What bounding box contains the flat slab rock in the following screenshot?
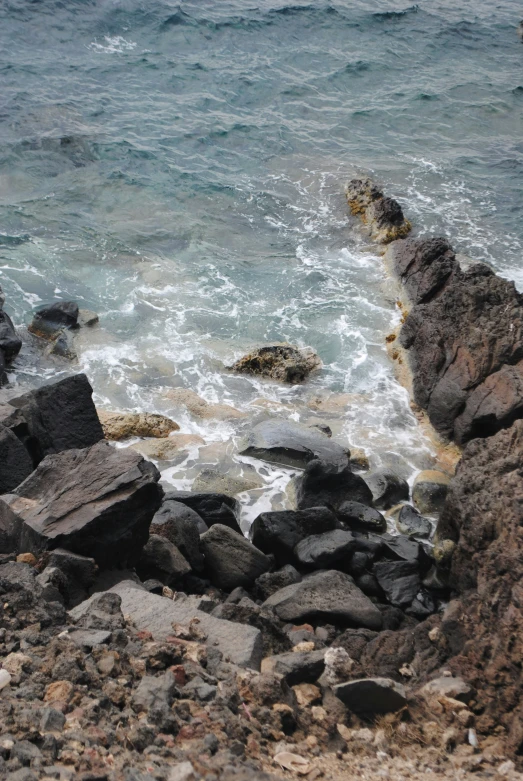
[0,440,163,566]
[239,419,348,469]
[334,677,408,715]
[263,570,382,630]
[71,581,263,670]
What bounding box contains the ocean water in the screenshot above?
[1,0,522,526]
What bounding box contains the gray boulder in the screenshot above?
[200,524,271,591]
[334,677,407,715]
[250,507,338,565]
[261,649,326,685]
[239,419,347,469]
[255,565,302,600]
[136,534,191,587]
[294,458,373,512]
[263,570,382,630]
[364,469,409,510]
[132,670,178,712]
[294,529,356,569]
[164,490,241,534]
[0,440,163,567]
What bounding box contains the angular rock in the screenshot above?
[346,177,383,215]
[412,470,450,514]
[365,196,411,244]
[200,524,270,591]
[364,469,409,510]
[294,458,373,512]
[263,570,382,630]
[255,565,302,600]
[334,677,407,715]
[136,534,191,587]
[261,649,326,685]
[396,505,432,539]
[250,507,338,566]
[0,310,22,363]
[29,301,79,339]
[132,670,178,711]
[386,237,456,305]
[98,409,179,440]
[373,560,420,608]
[419,676,473,704]
[164,491,241,535]
[0,418,34,494]
[239,419,347,469]
[337,501,387,533]
[5,374,104,463]
[230,343,321,384]
[294,529,356,569]
[0,440,163,567]
[151,499,205,571]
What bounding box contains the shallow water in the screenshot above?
[1,0,522,526]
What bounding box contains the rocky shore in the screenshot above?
[0,180,522,781]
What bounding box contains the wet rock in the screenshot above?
[131,433,205,461]
[412,470,450,514]
[0,440,163,567]
[373,560,420,608]
[48,328,76,360]
[77,309,99,328]
[29,301,79,339]
[334,677,407,715]
[230,343,321,384]
[396,505,432,538]
[255,565,302,600]
[346,177,383,215]
[263,570,382,629]
[365,197,411,244]
[97,409,180,440]
[250,507,338,566]
[294,458,373,512]
[164,491,241,535]
[364,469,409,510]
[165,387,246,420]
[294,529,356,569]
[386,236,456,305]
[261,649,326,685]
[0,416,34,494]
[192,467,263,496]
[5,374,104,463]
[200,524,271,591]
[136,534,191,587]
[151,499,205,571]
[239,419,347,469]
[337,501,387,533]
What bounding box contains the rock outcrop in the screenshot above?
[98,409,180,440]
[346,178,411,244]
[230,343,321,384]
[239,419,347,469]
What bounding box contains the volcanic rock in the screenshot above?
[200,524,271,591]
[136,534,191,587]
[164,491,241,534]
[255,565,302,600]
[294,529,356,569]
[151,499,205,571]
[294,458,373,512]
[263,570,382,629]
[230,343,321,384]
[239,419,347,469]
[98,409,180,440]
[250,507,338,565]
[334,677,407,715]
[396,505,432,538]
[0,440,163,566]
[346,178,411,244]
[0,414,34,493]
[29,301,79,339]
[364,469,409,510]
[412,470,450,514]
[261,649,326,685]
[337,501,387,532]
[373,560,420,608]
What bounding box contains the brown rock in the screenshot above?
[230,343,321,384]
[131,433,205,460]
[16,553,37,566]
[45,680,74,704]
[98,409,180,440]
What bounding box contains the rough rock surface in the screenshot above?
[29,301,79,339]
[230,343,321,384]
[136,534,192,586]
[200,524,271,590]
[412,470,450,514]
[337,501,387,533]
[294,529,356,569]
[387,236,523,443]
[334,677,407,715]
[0,440,163,566]
[151,498,206,571]
[346,178,411,244]
[239,419,347,469]
[251,507,338,565]
[294,458,373,511]
[98,409,180,440]
[164,491,241,534]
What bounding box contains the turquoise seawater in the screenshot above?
[1,0,522,521]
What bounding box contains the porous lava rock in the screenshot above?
[230,343,321,384]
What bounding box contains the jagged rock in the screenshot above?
[200,524,270,591]
[261,649,326,685]
[136,534,191,587]
[294,529,356,569]
[5,374,104,463]
[365,197,411,244]
[346,177,383,215]
[151,499,205,571]
[412,470,450,514]
[29,301,79,339]
[250,507,338,566]
[164,491,241,535]
[239,419,347,469]
[334,677,407,715]
[396,505,432,539]
[230,343,321,384]
[69,591,126,631]
[386,236,456,305]
[337,501,387,533]
[294,458,373,511]
[263,570,383,630]
[364,470,409,510]
[255,565,302,600]
[373,560,420,608]
[132,670,178,711]
[0,440,163,567]
[98,409,180,440]
[0,310,22,365]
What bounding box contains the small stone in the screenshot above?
[167,761,196,781]
[44,680,74,704]
[293,683,321,707]
[413,470,450,514]
[16,554,37,566]
[40,708,66,733]
[2,652,32,676]
[498,760,516,776]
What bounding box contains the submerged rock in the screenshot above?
[131,433,205,461]
[98,409,180,440]
[192,467,263,496]
[346,178,411,244]
[165,387,246,420]
[230,343,321,384]
[29,301,79,340]
[239,419,347,469]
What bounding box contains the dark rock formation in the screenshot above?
[337,501,387,532]
[0,440,163,566]
[396,505,432,539]
[364,469,409,510]
[294,529,356,569]
[29,301,79,339]
[230,343,321,384]
[136,534,192,587]
[334,677,407,715]
[294,458,373,511]
[250,507,338,565]
[255,565,302,600]
[239,419,347,469]
[164,491,241,535]
[200,524,271,591]
[151,498,205,571]
[346,178,411,244]
[373,560,420,608]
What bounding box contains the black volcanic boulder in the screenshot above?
[373,560,420,608]
[163,491,241,535]
[0,310,22,363]
[200,524,271,591]
[0,440,163,567]
[29,301,79,339]
[151,499,206,571]
[136,534,191,588]
[0,407,34,493]
[294,529,356,569]
[5,373,104,464]
[239,419,347,469]
[250,507,338,566]
[337,501,387,533]
[294,458,373,512]
[364,470,409,510]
